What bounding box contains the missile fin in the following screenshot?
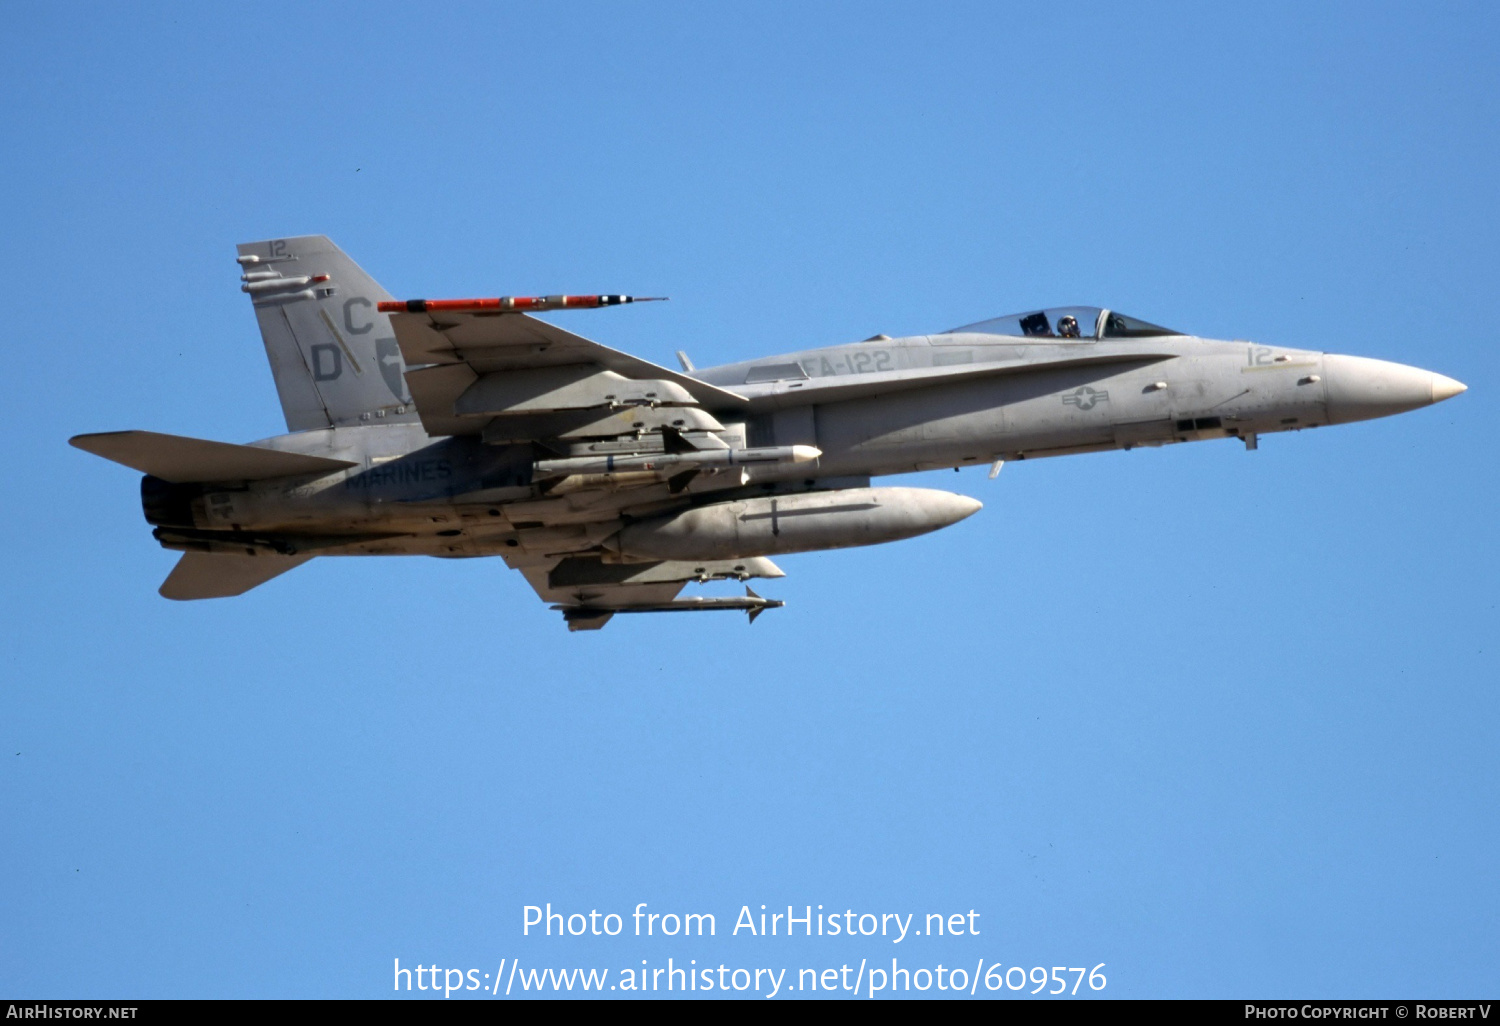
[660,425,704,454]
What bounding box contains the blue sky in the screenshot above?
[2,1,1495,999]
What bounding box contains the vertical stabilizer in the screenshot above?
[236,236,419,432]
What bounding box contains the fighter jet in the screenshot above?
[70,236,1467,630]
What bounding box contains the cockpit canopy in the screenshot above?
[945,306,1182,340]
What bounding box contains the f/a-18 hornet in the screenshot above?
[71,236,1467,630]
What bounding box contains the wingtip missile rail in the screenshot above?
[377,295,667,314]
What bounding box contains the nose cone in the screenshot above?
[942,493,984,525]
[1323,354,1468,425]
[926,490,984,527]
[1432,373,1468,402]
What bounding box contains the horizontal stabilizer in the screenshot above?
[159,551,311,600]
[70,430,356,483]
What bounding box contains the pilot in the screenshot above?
[1057,315,1081,338]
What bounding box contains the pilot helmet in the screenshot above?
[1057,315,1080,337]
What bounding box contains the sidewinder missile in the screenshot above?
[554,587,783,624]
[377,295,666,314]
[534,445,820,479]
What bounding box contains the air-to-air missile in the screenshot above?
[553,587,784,629]
[69,237,1468,629]
[534,440,822,494]
[378,295,666,314]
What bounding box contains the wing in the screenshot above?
[387,302,794,629]
[388,309,747,437]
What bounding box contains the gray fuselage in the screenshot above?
[167,330,1449,562]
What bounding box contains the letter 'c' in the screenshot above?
[344,296,374,335]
